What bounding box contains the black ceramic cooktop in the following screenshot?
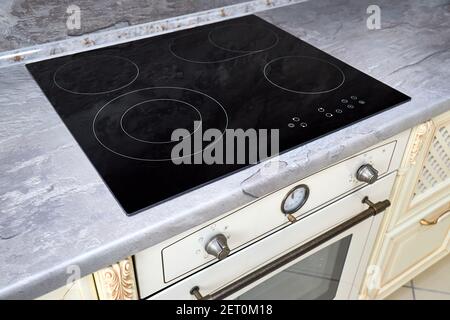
[27,15,410,215]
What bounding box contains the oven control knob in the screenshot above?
[356,164,379,184]
[205,234,230,260]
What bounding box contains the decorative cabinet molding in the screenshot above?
[37,257,139,300]
[360,109,450,300]
[94,257,139,300]
[412,122,450,201]
[386,113,449,229]
[408,121,433,166]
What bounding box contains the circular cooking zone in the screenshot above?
[263,56,345,94]
[208,24,279,53]
[120,99,202,144]
[54,55,139,95]
[93,87,228,161]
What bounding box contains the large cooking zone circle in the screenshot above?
[208,23,279,53]
[53,55,139,95]
[263,56,345,94]
[169,23,278,63]
[93,87,228,161]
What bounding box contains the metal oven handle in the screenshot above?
[190,196,391,300]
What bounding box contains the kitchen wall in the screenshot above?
[0,0,251,52]
[0,0,311,66]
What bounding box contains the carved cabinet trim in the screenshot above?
[94,257,139,300]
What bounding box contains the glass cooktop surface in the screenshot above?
[27,15,410,215]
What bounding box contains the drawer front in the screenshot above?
[381,197,450,285]
[162,141,397,282]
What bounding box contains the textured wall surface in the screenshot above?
[0,0,449,299]
[0,0,248,52]
[0,0,309,66]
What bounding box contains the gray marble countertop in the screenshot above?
[0,0,449,299]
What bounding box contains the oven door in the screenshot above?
[149,174,394,300]
[230,220,373,300]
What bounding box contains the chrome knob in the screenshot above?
[205,234,230,260]
[356,164,379,184]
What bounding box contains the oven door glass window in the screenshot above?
[236,235,352,300]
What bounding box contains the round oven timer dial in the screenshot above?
[281,184,310,215]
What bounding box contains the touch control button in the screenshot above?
[292,117,300,122]
[341,99,348,103]
[300,122,308,127]
[325,113,333,117]
[358,100,366,105]
[336,109,343,113]
[288,123,295,128]
[318,107,325,112]
[347,104,355,109]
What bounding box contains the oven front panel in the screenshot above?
[161,141,397,283]
[148,173,395,300]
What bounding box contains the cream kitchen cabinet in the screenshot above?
[360,110,450,299]
[38,257,138,300]
[37,275,98,300]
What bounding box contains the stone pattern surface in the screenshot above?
[0,0,245,51]
[0,0,449,299]
[0,0,308,66]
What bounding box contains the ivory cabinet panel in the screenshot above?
[379,198,450,292]
[360,109,450,300]
[37,257,139,300]
[37,275,98,300]
[390,112,450,229]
